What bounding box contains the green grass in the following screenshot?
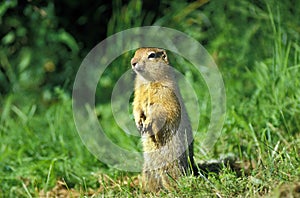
[1,0,300,197]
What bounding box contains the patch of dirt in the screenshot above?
[38,180,96,197]
[277,182,300,198]
[39,175,140,197]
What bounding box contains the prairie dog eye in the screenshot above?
[148,52,156,59]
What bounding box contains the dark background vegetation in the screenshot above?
[1,0,299,196]
[1,0,299,99]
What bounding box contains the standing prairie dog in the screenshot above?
[131,48,196,192]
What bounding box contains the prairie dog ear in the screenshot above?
[161,50,169,64]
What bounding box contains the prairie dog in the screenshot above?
[131,48,196,192]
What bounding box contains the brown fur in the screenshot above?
[131,48,196,192]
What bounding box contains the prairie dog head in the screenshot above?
[131,48,171,82]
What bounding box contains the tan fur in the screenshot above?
[131,48,196,192]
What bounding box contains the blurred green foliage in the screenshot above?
[1,0,299,102]
[0,0,81,99]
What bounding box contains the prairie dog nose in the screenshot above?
[131,58,138,68]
